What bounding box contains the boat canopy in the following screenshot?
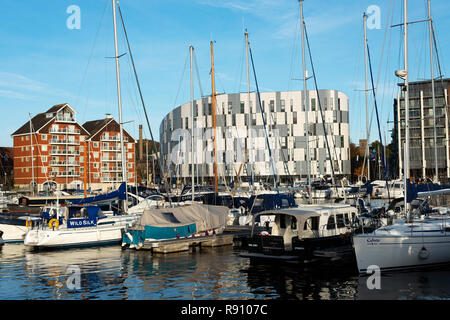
[70,182,126,205]
[132,203,228,232]
[252,207,321,230]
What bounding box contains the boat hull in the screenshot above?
[23,215,138,248]
[24,225,125,248]
[0,223,28,243]
[353,234,450,273]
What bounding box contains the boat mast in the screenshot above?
[29,114,35,196]
[300,0,311,203]
[190,45,195,202]
[146,141,149,187]
[428,0,438,183]
[245,29,253,190]
[210,41,219,195]
[84,142,87,198]
[363,12,370,182]
[112,0,128,213]
[403,0,410,220]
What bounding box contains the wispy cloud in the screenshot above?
[196,0,286,16]
[197,0,358,40]
[0,71,69,101]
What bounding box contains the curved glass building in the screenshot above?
[159,90,350,185]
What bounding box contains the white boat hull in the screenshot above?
[0,224,29,243]
[24,215,138,248]
[353,233,450,273]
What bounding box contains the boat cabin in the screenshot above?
[246,204,358,261]
[248,193,296,214]
[40,205,105,228]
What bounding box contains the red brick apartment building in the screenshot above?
[11,103,135,192]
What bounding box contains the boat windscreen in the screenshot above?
[161,212,181,223]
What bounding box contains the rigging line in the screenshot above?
[77,0,109,123]
[359,0,394,179]
[431,23,447,105]
[374,0,395,130]
[248,43,279,192]
[193,51,204,98]
[116,2,173,202]
[173,52,189,110]
[266,110,292,181]
[303,21,338,188]
[361,7,396,181]
[287,9,300,94]
[367,43,391,199]
[235,31,246,94]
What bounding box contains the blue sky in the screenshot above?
[0,0,449,147]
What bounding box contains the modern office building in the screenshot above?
[12,103,135,192]
[395,78,450,180]
[159,90,351,185]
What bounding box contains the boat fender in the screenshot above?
[49,218,59,230]
[419,247,429,260]
[125,232,133,244]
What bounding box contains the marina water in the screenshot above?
[2,242,450,300]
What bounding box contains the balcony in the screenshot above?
[49,128,80,135]
[101,135,129,142]
[49,139,80,145]
[55,116,76,123]
[101,157,121,162]
[101,147,122,152]
[101,174,123,183]
[101,166,122,172]
[100,178,122,183]
[49,160,80,167]
[49,149,80,156]
[49,171,80,178]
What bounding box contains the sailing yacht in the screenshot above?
[23,0,142,248]
[23,204,138,248]
[353,0,450,273]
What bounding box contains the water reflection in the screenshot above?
[1,244,450,300]
[356,266,450,300]
[121,246,255,299]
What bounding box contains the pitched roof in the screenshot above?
[82,118,112,136]
[45,103,69,114]
[11,103,86,136]
[82,117,135,142]
[11,112,52,136]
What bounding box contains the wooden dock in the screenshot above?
[141,233,235,254]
